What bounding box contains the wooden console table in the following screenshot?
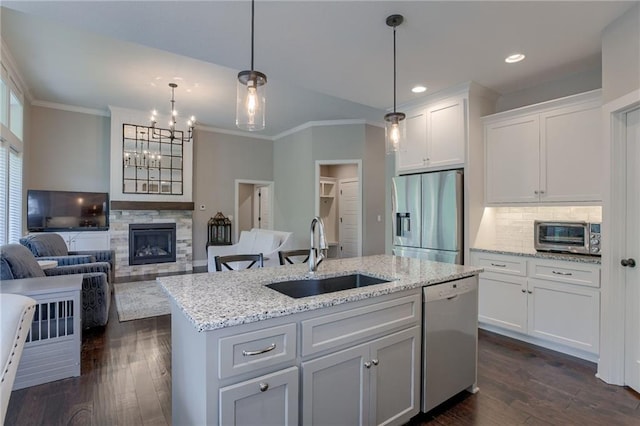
[0,274,82,389]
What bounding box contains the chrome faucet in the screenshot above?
[309,216,328,273]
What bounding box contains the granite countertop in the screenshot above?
[158,254,482,332]
[470,247,601,265]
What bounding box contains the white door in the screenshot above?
[339,179,360,258]
[624,107,640,393]
[253,185,272,229]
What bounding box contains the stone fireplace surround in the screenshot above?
[110,203,193,279]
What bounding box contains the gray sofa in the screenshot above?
[20,233,115,283]
[0,244,111,329]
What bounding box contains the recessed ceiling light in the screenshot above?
[412,85,427,93]
[505,53,525,64]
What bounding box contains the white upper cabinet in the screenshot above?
[484,90,602,204]
[397,109,427,172]
[540,102,603,202]
[426,97,466,168]
[485,114,540,203]
[397,96,466,173]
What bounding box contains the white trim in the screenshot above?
[197,125,273,141]
[0,42,32,103]
[599,88,640,385]
[483,89,602,123]
[314,159,363,258]
[192,259,208,268]
[273,119,383,141]
[31,100,110,117]
[234,179,275,243]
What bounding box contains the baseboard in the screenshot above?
[479,323,599,363]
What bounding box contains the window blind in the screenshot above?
[8,147,22,243]
[0,144,6,244]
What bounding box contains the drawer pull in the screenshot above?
[259,382,269,392]
[364,361,372,369]
[242,343,276,356]
[490,263,507,268]
[371,359,379,366]
[552,271,573,276]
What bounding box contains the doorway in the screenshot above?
[234,180,274,243]
[315,160,362,258]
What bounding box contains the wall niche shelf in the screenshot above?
[319,177,336,198]
[122,123,184,195]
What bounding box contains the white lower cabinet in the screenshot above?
[527,278,600,354]
[472,251,601,359]
[219,366,299,426]
[478,272,527,333]
[302,326,420,426]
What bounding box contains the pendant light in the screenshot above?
[384,14,406,154]
[236,0,267,131]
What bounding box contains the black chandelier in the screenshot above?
[151,83,196,142]
[384,14,406,154]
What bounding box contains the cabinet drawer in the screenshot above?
[473,253,527,276]
[218,323,297,379]
[301,294,421,357]
[530,261,600,288]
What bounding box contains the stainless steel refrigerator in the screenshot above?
[392,169,463,264]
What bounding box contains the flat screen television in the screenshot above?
[27,190,109,232]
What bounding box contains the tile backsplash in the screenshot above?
[480,206,602,252]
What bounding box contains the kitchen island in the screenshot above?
[159,254,482,426]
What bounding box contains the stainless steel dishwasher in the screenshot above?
[422,276,479,412]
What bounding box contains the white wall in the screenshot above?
[476,206,602,252]
[602,3,640,103]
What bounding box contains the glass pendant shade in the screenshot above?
[236,70,267,131]
[385,112,406,154]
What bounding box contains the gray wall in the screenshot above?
[602,3,640,103]
[496,67,602,112]
[363,125,386,256]
[273,127,314,248]
[26,106,110,192]
[193,129,273,262]
[273,123,387,254]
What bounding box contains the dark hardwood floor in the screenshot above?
[6,297,640,425]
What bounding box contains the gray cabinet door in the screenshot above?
[369,327,421,426]
[219,366,298,426]
[302,344,370,426]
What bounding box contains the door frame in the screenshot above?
[234,179,274,243]
[599,89,640,385]
[315,160,362,257]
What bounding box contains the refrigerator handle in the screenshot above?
[396,213,410,236]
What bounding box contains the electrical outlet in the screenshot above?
[199,204,206,211]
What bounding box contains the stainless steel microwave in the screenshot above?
[534,221,601,256]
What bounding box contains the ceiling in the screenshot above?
[1,1,636,137]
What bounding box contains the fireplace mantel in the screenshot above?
[111,201,194,211]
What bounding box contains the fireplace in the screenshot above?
[129,223,177,265]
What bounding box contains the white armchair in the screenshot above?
[207,228,293,272]
[1,293,36,423]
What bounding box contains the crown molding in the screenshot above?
[273,119,383,141]
[196,125,274,141]
[32,100,111,117]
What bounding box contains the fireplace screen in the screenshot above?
[129,223,177,265]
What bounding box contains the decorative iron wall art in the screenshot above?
[122,123,183,195]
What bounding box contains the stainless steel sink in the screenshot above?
[265,273,390,299]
